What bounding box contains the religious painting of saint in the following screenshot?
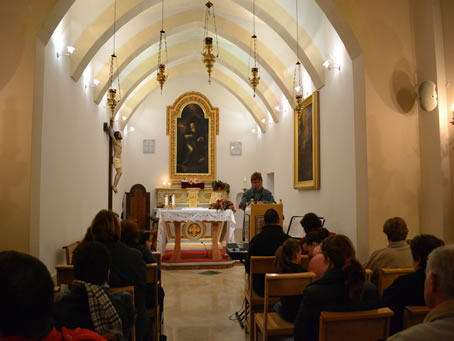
[176,104,209,174]
[293,91,320,189]
[167,91,219,181]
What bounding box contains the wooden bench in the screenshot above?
[403,305,430,329]
[111,286,136,341]
[146,264,161,341]
[319,307,394,341]
[377,268,414,295]
[245,256,278,341]
[254,272,315,340]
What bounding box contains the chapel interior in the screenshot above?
[1,0,454,339]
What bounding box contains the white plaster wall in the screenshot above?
[256,46,358,247]
[39,35,111,271]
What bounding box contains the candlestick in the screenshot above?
[171,194,176,208]
[164,194,169,208]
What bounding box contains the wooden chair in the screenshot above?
[245,256,279,341]
[300,254,310,270]
[152,251,162,284]
[111,286,136,341]
[254,272,315,340]
[55,264,76,289]
[146,264,161,341]
[318,307,394,341]
[365,268,373,282]
[62,241,81,265]
[377,268,414,295]
[403,305,430,329]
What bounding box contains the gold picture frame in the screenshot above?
[167,91,219,181]
[293,91,320,189]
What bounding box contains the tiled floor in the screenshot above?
[162,264,248,341]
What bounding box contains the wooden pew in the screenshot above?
[146,264,160,341]
[254,272,315,340]
[319,308,394,341]
[111,286,136,341]
[245,256,278,341]
[403,305,430,329]
[377,268,415,295]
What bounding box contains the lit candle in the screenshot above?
[164,194,169,206]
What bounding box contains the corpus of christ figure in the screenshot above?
[109,128,123,193]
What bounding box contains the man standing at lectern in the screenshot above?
[239,172,275,210]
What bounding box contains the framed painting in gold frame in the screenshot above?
[167,91,219,181]
[293,91,320,189]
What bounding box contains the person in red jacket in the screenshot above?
[0,250,104,341]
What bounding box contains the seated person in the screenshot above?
[294,235,382,341]
[245,208,289,296]
[304,229,330,280]
[121,221,165,312]
[388,245,454,340]
[239,172,275,210]
[273,239,306,322]
[90,209,150,341]
[298,212,334,249]
[0,250,104,341]
[364,217,413,281]
[383,234,444,335]
[54,241,136,339]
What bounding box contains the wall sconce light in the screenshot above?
[56,45,75,58]
[84,79,100,88]
[323,59,341,71]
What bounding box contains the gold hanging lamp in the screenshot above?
[248,0,260,97]
[157,0,168,94]
[107,0,122,121]
[202,1,219,84]
[293,0,304,117]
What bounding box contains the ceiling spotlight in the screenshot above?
[294,85,301,92]
[121,116,126,121]
[261,118,266,123]
[56,45,75,58]
[85,79,100,88]
[323,59,341,71]
[274,105,280,111]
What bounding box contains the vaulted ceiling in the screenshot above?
[51,0,344,132]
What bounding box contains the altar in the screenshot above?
[156,208,236,262]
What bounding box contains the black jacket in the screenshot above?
[54,284,136,339]
[245,225,289,296]
[294,267,382,341]
[383,268,425,335]
[279,263,306,322]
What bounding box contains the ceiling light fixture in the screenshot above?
[157,0,168,94]
[293,0,304,118]
[248,0,260,97]
[56,45,75,58]
[202,1,219,84]
[323,58,341,71]
[107,0,122,121]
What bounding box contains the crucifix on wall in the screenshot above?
[103,122,123,209]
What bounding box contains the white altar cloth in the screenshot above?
[156,208,236,253]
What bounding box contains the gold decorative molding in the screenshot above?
[166,91,219,181]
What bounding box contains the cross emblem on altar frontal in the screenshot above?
[188,223,202,238]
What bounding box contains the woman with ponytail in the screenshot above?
[273,239,307,322]
[294,235,382,341]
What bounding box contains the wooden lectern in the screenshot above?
[245,203,283,242]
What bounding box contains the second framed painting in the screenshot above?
[293,91,320,189]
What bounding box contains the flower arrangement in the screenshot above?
[211,180,230,192]
[210,199,235,212]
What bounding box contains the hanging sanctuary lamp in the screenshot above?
[157,0,168,93]
[248,0,260,97]
[293,0,304,118]
[107,0,122,121]
[202,1,219,84]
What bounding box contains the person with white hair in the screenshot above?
[387,245,454,340]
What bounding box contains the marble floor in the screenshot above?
[161,264,248,341]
